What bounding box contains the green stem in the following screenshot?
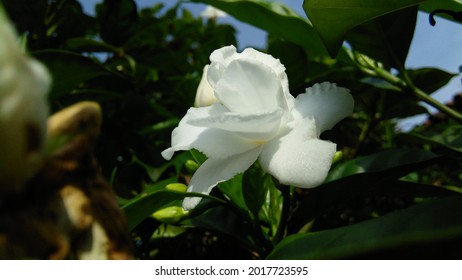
[365,66,462,124]
[274,185,291,244]
[412,86,462,123]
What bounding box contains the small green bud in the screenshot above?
[165,183,188,192]
[152,206,188,223]
[184,160,199,172]
[332,150,343,164]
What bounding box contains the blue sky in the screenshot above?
[80,0,462,129]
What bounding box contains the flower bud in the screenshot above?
[165,183,188,192]
[194,65,218,107]
[152,206,189,223]
[184,159,199,173]
[0,6,51,190]
[332,150,344,164]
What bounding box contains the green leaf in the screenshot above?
[190,149,207,165]
[400,125,462,154]
[262,181,284,237]
[268,196,462,259]
[34,50,114,99]
[192,0,327,57]
[65,38,121,53]
[217,174,247,211]
[420,0,462,24]
[303,0,426,57]
[96,0,138,46]
[122,190,224,231]
[381,92,429,119]
[242,165,273,218]
[345,6,417,68]
[373,180,460,197]
[267,39,309,92]
[290,149,442,232]
[406,68,457,94]
[325,148,439,183]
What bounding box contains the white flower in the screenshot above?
[194,65,218,107]
[0,7,51,189]
[162,46,353,210]
[200,5,228,19]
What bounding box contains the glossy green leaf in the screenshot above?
[325,148,439,183]
[345,6,417,68]
[217,174,247,211]
[290,149,442,232]
[242,165,273,218]
[303,0,426,57]
[192,0,327,57]
[34,50,115,99]
[420,0,462,24]
[400,125,462,154]
[373,180,460,197]
[263,181,284,237]
[381,92,429,119]
[268,196,462,259]
[407,68,457,94]
[268,39,309,92]
[190,149,207,165]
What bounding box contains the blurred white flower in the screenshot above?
[162,46,353,210]
[200,5,228,19]
[0,6,51,189]
[194,65,218,107]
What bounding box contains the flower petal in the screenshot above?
[214,59,288,114]
[194,65,218,107]
[187,106,284,140]
[183,147,262,210]
[161,106,259,160]
[292,82,354,133]
[207,46,294,112]
[207,45,239,87]
[259,117,336,188]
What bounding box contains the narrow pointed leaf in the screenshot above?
[407,68,456,94]
[400,126,462,154]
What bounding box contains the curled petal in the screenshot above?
[292,82,354,133]
[259,117,336,188]
[161,106,259,160]
[241,48,287,83]
[208,46,294,111]
[183,147,262,210]
[207,45,239,88]
[214,59,289,114]
[187,106,283,140]
[161,123,258,160]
